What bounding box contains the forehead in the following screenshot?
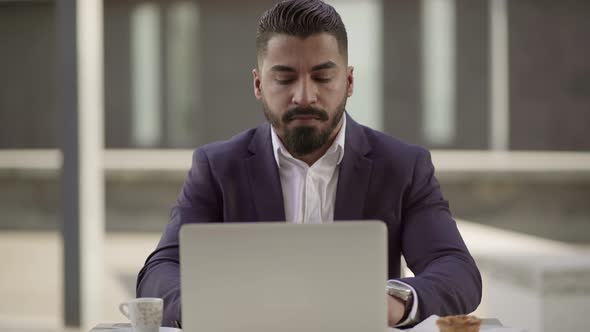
[259,33,345,71]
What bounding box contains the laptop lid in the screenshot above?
[179,221,387,332]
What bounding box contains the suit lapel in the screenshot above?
[334,115,373,220]
[245,123,286,222]
[245,116,372,222]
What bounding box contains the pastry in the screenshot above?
[436,315,481,332]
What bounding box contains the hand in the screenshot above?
[387,294,406,327]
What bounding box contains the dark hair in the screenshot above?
[256,0,348,61]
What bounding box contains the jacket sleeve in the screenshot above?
[396,149,482,320]
[136,149,222,327]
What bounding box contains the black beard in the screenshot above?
[261,96,347,157]
[283,125,329,156]
[282,106,344,156]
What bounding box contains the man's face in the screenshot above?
[253,33,354,156]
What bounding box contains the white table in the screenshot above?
[89,324,181,332]
[91,316,524,332]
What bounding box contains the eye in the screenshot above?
[276,78,295,85]
[313,77,332,83]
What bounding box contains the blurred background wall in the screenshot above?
[2,0,589,150]
[1,0,588,237]
[0,0,589,331]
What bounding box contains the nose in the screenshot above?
[291,77,317,106]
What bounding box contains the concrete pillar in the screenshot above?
[57,0,105,328]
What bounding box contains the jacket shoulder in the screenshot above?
[193,125,264,162]
[360,125,429,161]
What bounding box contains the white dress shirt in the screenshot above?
[270,117,346,224]
[270,116,418,326]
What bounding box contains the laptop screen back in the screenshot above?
[179,222,387,332]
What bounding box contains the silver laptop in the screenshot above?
[179,221,387,332]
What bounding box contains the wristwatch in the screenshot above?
[386,280,414,323]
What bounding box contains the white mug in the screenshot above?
[119,297,163,332]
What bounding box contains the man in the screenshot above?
[137,0,482,328]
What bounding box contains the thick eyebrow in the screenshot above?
[269,61,338,73]
[311,61,337,72]
[270,65,296,72]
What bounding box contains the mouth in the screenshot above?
[282,106,329,123]
[287,115,323,125]
[290,115,321,121]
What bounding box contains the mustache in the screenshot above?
[282,107,329,122]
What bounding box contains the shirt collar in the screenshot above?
[270,115,346,168]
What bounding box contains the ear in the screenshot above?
[346,66,354,97]
[253,69,263,100]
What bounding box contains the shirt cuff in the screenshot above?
[388,279,419,327]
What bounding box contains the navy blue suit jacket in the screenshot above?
[137,115,482,326]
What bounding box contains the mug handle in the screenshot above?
[119,302,130,319]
